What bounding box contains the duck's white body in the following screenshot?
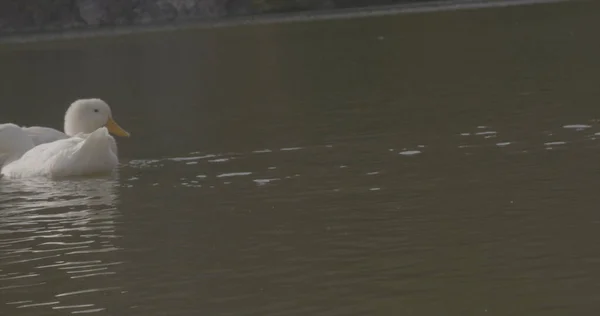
[1,127,118,178]
[0,99,129,179]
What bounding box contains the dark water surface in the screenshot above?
[2,1,600,315]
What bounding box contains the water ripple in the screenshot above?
[72,308,106,314]
[399,150,421,156]
[56,287,121,297]
[0,176,123,314]
[217,172,253,178]
[120,120,600,195]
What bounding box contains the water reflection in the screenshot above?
[1,1,600,314]
[0,176,123,314]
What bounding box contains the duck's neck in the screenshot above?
[64,115,98,136]
[64,120,89,136]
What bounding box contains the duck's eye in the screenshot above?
[94,109,99,113]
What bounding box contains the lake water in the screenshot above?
[2,1,600,315]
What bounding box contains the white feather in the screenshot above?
[0,123,36,167]
[2,127,118,178]
[22,126,69,145]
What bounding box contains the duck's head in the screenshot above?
[64,98,130,137]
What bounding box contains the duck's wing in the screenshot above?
[2,127,118,179]
[21,126,69,145]
[1,136,82,178]
[0,123,35,168]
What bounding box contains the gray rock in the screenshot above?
[77,0,107,25]
[0,0,435,35]
[132,0,224,24]
[133,0,179,23]
[77,0,138,25]
[0,0,83,32]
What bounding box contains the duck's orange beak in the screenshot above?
[105,117,130,137]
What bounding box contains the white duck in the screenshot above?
[0,98,130,179]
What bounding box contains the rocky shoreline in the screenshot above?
[0,0,438,35]
[0,0,568,37]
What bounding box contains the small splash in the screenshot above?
[186,162,198,165]
[217,172,252,178]
[0,283,46,291]
[544,141,566,146]
[460,133,471,136]
[17,301,60,308]
[196,175,207,179]
[181,182,201,188]
[6,301,33,305]
[55,287,120,298]
[280,147,302,151]
[366,171,380,175]
[253,179,279,186]
[70,271,116,279]
[208,158,229,163]
[475,131,497,136]
[128,159,159,168]
[252,149,272,154]
[496,142,511,147]
[399,150,421,156]
[369,188,381,191]
[563,124,591,131]
[52,304,95,310]
[168,154,216,162]
[72,308,106,314]
[477,126,489,129]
